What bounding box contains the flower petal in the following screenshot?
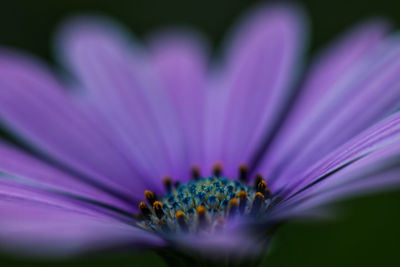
[273,139,400,219]
[0,141,134,212]
[170,218,269,259]
[283,111,400,196]
[0,181,163,257]
[57,16,188,189]
[148,30,209,177]
[0,50,151,201]
[210,4,306,177]
[257,20,397,185]
[266,111,400,220]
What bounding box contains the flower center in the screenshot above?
[136,165,275,235]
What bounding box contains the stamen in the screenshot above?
[256,179,271,198]
[228,197,238,219]
[239,164,248,182]
[153,201,164,219]
[163,177,172,192]
[196,205,207,229]
[257,180,267,194]
[191,166,201,180]
[254,174,263,189]
[213,163,223,177]
[250,192,264,217]
[145,190,157,205]
[176,210,188,232]
[139,201,151,218]
[238,190,247,214]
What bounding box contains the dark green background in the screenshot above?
[1,0,400,266]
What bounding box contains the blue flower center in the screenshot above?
[136,172,274,234]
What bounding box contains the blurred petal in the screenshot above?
[148,30,209,176]
[203,74,230,171]
[257,20,399,187]
[57,16,190,189]
[0,141,134,212]
[274,139,400,219]
[0,50,150,201]
[0,181,163,257]
[174,231,266,260]
[0,177,107,216]
[209,4,306,177]
[171,218,268,259]
[281,111,400,196]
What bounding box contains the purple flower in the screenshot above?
[1,3,400,264]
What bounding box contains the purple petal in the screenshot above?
[0,178,105,216]
[273,139,400,219]
[0,141,134,212]
[56,17,188,188]
[174,230,266,259]
[171,217,267,259]
[257,20,396,184]
[203,75,231,172]
[281,111,400,196]
[0,50,152,200]
[0,181,163,257]
[148,30,209,176]
[209,4,306,177]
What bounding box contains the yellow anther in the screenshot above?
[144,190,157,205]
[255,192,265,200]
[139,201,151,217]
[176,210,185,221]
[228,197,238,219]
[229,197,238,207]
[196,205,207,216]
[254,174,263,188]
[250,192,265,217]
[196,206,207,229]
[153,201,164,219]
[238,190,247,200]
[257,180,267,193]
[176,210,188,232]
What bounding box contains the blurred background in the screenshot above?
[1,0,400,266]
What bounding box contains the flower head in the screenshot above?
[1,3,400,264]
